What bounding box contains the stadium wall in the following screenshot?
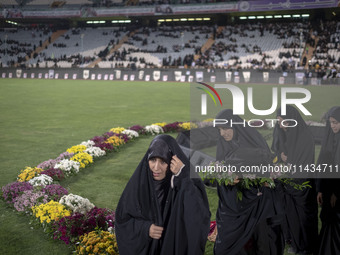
[1,68,339,85]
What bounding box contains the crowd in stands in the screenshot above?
[0,20,339,78]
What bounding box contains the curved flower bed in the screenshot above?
[1,121,194,254]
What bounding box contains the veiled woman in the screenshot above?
[271,105,318,254]
[115,134,211,255]
[214,109,284,255]
[317,106,340,255]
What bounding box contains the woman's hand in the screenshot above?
[149,224,163,239]
[170,155,184,175]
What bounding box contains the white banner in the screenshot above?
[49,69,54,79]
[2,73,6,78]
[23,73,27,78]
[8,73,12,78]
[225,71,232,82]
[174,71,182,82]
[72,74,77,79]
[109,74,114,80]
[104,74,108,80]
[64,73,68,79]
[210,75,216,83]
[91,74,96,80]
[123,74,128,81]
[55,73,59,79]
[180,75,186,82]
[279,77,285,84]
[263,72,269,82]
[195,71,203,82]
[138,70,144,80]
[188,75,194,82]
[83,70,89,80]
[295,72,304,85]
[115,70,121,79]
[153,70,161,81]
[44,73,49,79]
[97,74,102,80]
[242,71,251,83]
[162,75,168,81]
[145,75,150,81]
[31,73,35,79]
[16,69,22,78]
[234,76,240,83]
[38,73,42,79]
[130,74,135,81]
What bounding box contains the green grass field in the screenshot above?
[0,79,338,255]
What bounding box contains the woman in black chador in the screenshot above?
[214,109,284,255]
[271,105,318,254]
[115,134,210,255]
[317,106,340,255]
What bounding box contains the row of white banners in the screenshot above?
[2,69,307,84]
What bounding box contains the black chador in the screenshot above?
[115,134,211,255]
[214,109,284,255]
[272,105,318,254]
[317,106,340,255]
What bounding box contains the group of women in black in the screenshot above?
[114,106,340,255]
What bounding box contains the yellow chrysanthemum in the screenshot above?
[17,167,44,182]
[110,127,125,134]
[66,145,87,154]
[179,122,198,130]
[32,200,71,224]
[76,231,119,255]
[105,136,125,147]
[203,118,214,122]
[71,152,93,169]
[151,122,167,127]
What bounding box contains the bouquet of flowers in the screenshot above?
[59,194,95,215]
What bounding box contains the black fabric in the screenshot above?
[213,109,284,255]
[317,106,340,255]
[272,105,318,254]
[115,134,211,255]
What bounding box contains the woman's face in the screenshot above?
[149,157,168,180]
[219,127,234,141]
[330,117,340,134]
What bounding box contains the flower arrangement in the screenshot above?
[28,174,54,187]
[85,146,106,158]
[128,125,146,135]
[110,127,125,134]
[144,125,164,135]
[42,184,69,201]
[105,136,125,149]
[80,140,95,147]
[76,230,119,255]
[54,159,80,176]
[151,122,167,127]
[1,181,34,203]
[13,190,49,212]
[17,167,44,182]
[71,152,93,169]
[179,122,198,130]
[32,200,71,224]
[67,145,87,154]
[59,194,95,215]
[41,168,65,181]
[121,129,139,139]
[162,122,182,133]
[52,207,115,245]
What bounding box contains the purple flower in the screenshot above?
[42,184,68,201]
[129,125,146,135]
[116,133,130,143]
[57,152,74,160]
[37,159,58,170]
[1,182,33,203]
[163,122,182,133]
[91,136,106,147]
[103,131,114,138]
[41,168,65,181]
[13,190,49,212]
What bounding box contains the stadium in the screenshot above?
[0,1,339,255]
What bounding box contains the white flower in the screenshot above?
[144,125,164,135]
[122,129,139,139]
[85,147,106,158]
[59,193,95,215]
[28,174,53,187]
[54,159,80,175]
[80,140,95,147]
